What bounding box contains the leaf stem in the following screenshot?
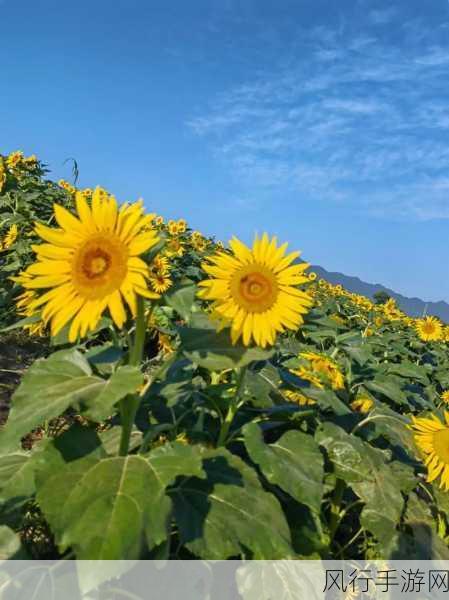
[216,366,247,447]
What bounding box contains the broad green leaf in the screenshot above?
[0,351,141,451]
[172,447,294,559]
[0,453,36,509]
[316,423,371,483]
[83,366,143,422]
[0,526,22,559]
[316,423,404,543]
[164,280,197,321]
[236,561,325,600]
[365,377,409,407]
[36,443,204,559]
[179,324,273,370]
[385,361,429,384]
[244,423,324,513]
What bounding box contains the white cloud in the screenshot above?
[187,16,449,220]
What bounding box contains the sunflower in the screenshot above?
[198,234,312,347]
[58,179,76,195]
[351,396,374,413]
[415,316,443,342]
[177,218,187,233]
[158,332,174,355]
[284,389,316,406]
[167,220,179,235]
[151,254,170,274]
[154,216,164,226]
[6,150,23,170]
[149,272,172,293]
[0,157,6,192]
[299,351,345,390]
[410,413,449,490]
[19,188,160,341]
[165,237,185,257]
[441,391,449,405]
[1,224,18,251]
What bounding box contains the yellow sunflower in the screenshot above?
[1,224,18,251]
[198,234,312,347]
[351,396,374,414]
[0,157,6,192]
[151,254,170,274]
[177,218,187,233]
[19,188,160,341]
[415,316,443,342]
[299,351,345,390]
[6,150,23,169]
[149,272,172,293]
[284,389,316,406]
[165,237,185,257]
[441,391,449,405]
[410,413,449,490]
[167,220,179,235]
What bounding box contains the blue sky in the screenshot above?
[1,0,449,301]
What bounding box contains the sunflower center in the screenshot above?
[72,234,128,299]
[83,251,110,278]
[433,429,449,464]
[231,264,278,313]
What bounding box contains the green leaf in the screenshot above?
[36,443,204,559]
[0,453,36,507]
[0,350,96,452]
[172,447,294,558]
[83,366,143,422]
[179,324,273,370]
[244,423,324,514]
[316,423,371,483]
[0,526,22,559]
[164,280,197,321]
[0,351,141,451]
[365,377,408,407]
[385,361,429,384]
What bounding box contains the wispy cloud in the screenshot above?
[368,7,397,25]
[187,13,449,220]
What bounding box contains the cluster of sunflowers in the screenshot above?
[10,186,312,348]
[5,164,449,500]
[0,150,38,193]
[310,277,449,343]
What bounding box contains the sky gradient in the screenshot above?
[1,0,449,301]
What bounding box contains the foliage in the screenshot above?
[1,150,449,561]
[0,150,72,328]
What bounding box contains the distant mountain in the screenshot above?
[312,265,449,323]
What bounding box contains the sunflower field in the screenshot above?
[1,150,449,561]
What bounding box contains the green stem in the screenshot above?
[329,478,345,542]
[119,297,147,456]
[129,297,146,366]
[216,366,247,447]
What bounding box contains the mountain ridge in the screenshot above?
[312,265,449,323]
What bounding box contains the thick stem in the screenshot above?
[119,297,147,456]
[216,366,247,447]
[129,296,146,366]
[329,478,345,542]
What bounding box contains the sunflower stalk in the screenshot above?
[329,478,345,543]
[119,297,147,456]
[216,365,247,447]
